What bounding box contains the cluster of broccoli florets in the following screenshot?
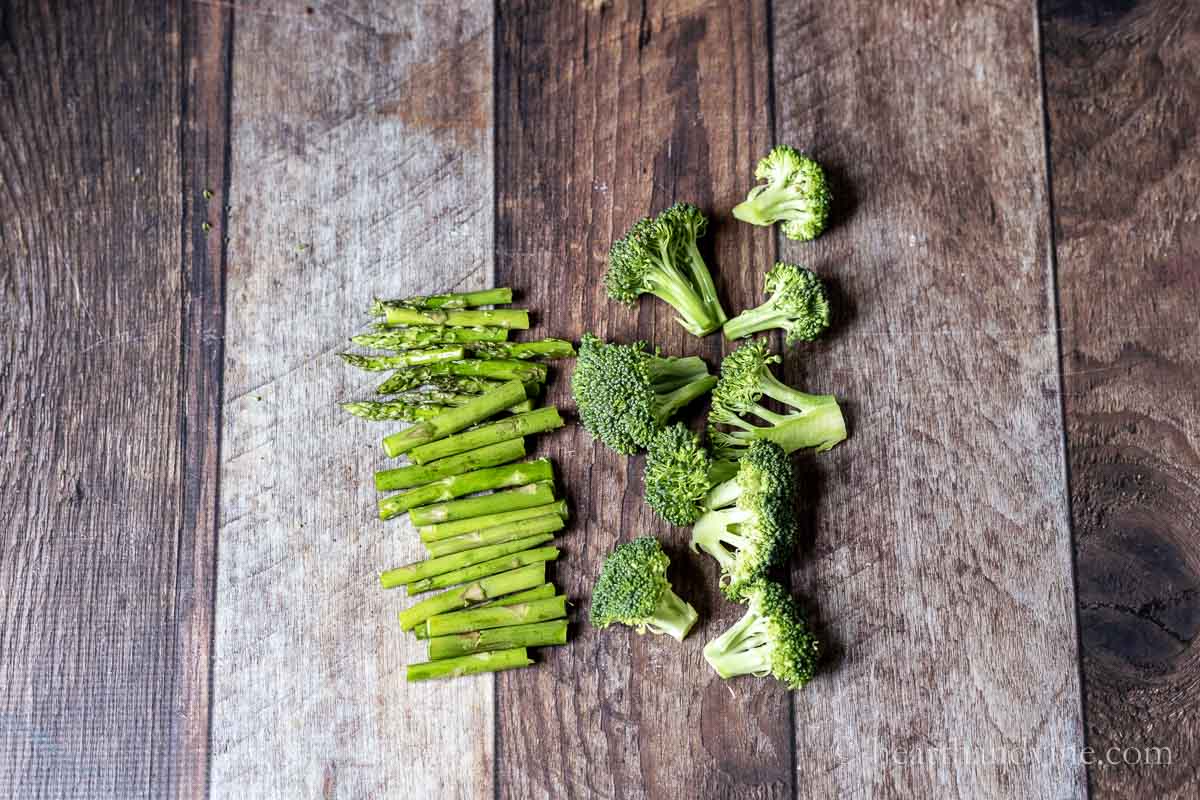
[579,144,839,691]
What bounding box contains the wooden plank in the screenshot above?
[1041,3,1200,796]
[494,2,791,798]
[0,2,195,797]
[773,2,1087,797]
[210,2,496,797]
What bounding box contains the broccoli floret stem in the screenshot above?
[732,184,814,227]
[682,239,727,327]
[653,375,718,425]
[649,356,712,392]
[722,302,793,342]
[691,506,752,571]
[644,255,722,337]
[646,587,700,641]
[704,608,773,678]
[758,370,837,413]
[759,403,847,453]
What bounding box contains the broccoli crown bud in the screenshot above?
[703,579,820,690]
[590,536,698,640]
[644,424,712,526]
[709,339,778,423]
[733,145,832,242]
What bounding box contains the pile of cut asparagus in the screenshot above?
[340,288,576,682]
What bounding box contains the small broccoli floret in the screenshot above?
[690,440,795,599]
[707,339,846,460]
[590,536,699,640]
[571,334,717,455]
[723,263,831,344]
[643,424,738,526]
[731,146,831,241]
[607,203,728,337]
[703,579,820,690]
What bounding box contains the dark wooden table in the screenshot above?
[2,1,1197,798]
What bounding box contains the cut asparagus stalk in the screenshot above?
[380,533,554,589]
[340,400,448,422]
[408,481,556,527]
[397,563,545,631]
[417,499,569,543]
[382,379,528,457]
[406,647,533,682]
[428,619,568,660]
[426,595,568,636]
[406,546,560,595]
[466,339,576,361]
[424,512,564,557]
[338,347,465,371]
[377,360,546,395]
[379,459,553,520]
[371,288,513,314]
[407,407,564,465]
[411,583,558,639]
[384,307,530,329]
[507,398,535,414]
[351,326,509,350]
[375,439,526,492]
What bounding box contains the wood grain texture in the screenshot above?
[0,1,197,796]
[210,1,495,797]
[1042,1,1200,796]
[773,1,1087,796]
[494,2,789,798]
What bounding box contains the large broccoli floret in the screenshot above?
[589,536,699,641]
[571,334,717,455]
[707,339,846,460]
[643,424,737,526]
[731,146,831,241]
[703,579,820,690]
[723,263,831,344]
[690,439,795,600]
[607,203,728,337]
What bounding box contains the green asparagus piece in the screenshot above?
[338,347,465,371]
[466,339,576,361]
[408,407,564,465]
[427,596,568,636]
[406,647,533,682]
[417,500,569,543]
[406,546,560,594]
[380,459,553,520]
[507,398,536,413]
[377,361,545,396]
[351,326,509,350]
[412,583,558,639]
[427,619,568,659]
[409,481,556,527]
[425,512,564,557]
[396,563,546,631]
[382,380,528,457]
[340,400,447,422]
[375,439,527,492]
[380,533,554,589]
[371,288,513,314]
[384,307,530,330]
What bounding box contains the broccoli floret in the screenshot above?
[607,203,728,337]
[643,424,737,526]
[571,334,717,455]
[731,146,831,241]
[702,579,820,690]
[690,439,795,599]
[707,339,846,460]
[589,536,699,640]
[723,263,831,344]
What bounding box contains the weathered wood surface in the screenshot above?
[774,1,1086,797]
[494,2,792,798]
[1043,2,1200,796]
[209,1,496,797]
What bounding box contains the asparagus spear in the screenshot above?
[424,512,564,557]
[406,546,559,594]
[383,307,530,329]
[411,583,558,639]
[379,459,554,520]
[380,532,554,589]
[340,400,448,422]
[397,563,545,631]
[407,407,564,465]
[351,326,508,350]
[406,647,533,682]
[417,500,569,543]
[465,339,576,361]
[427,619,568,660]
[426,595,567,636]
[375,439,527,492]
[376,361,545,396]
[370,288,513,313]
[382,380,528,457]
[338,347,465,371]
[408,481,556,527]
